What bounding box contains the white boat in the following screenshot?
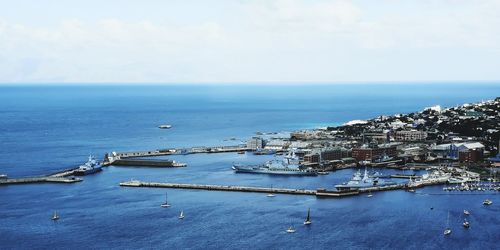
[267,185,276,197]
[483,199,493,205]
[178,210,184,219]
[463,210,470,215]
[303,208,312,225]
[444,211,452,236]
[161,193,171,208]
[159,124,172,129]
[367,191,373,198]
[286,226,296,233]
[463,219,470,228]
[51,211,60,221]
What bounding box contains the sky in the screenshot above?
[0,0,499,84]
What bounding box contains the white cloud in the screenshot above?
[0,0,499,83]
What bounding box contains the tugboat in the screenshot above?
[73,155,102,176]
[303,208,312,225]
[483,199,493,205]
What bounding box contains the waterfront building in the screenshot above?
[352,144,398,161]
[264,139,289,150]
[303,147,350,163]
[431,142,484,160]
[246,137,264,150]
[394,130,428,142]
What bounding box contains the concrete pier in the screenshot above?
[119,180,413,197]
[0,176,82,185]
[109,145,249,159]
[106,159,187,168]
[120,181,317,195]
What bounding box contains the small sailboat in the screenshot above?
[303,208,312,225]
[161,192,171,208]
[483,199,492,205]
[463,210,470,215]
[51,211,60,221]
[444,211,452,236]
[286,226,296,233]
[463,218,470,228]
[267,185,275,197]
[178,210,184,219]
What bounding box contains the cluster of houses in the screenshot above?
[245,98,500,174]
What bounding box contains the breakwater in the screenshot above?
[119,181,415,197]
[0,176,82,185]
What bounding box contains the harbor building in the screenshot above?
[352,144,398,161]
[246,137,264,150]
[431,142,484,160]
[303,147,351,163]
[394,130,428,142]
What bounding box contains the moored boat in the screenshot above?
[74,155,102,176]
[233,150,317,176]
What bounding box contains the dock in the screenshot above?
[0,176,82,185]
[110,145,249,159]
[106,159,187,168]
[119,180,412,197]
[120,181,317,195]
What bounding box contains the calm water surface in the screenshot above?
[0,84,499,249]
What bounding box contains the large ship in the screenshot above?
[232,151,317,176]
[74,155,103,176]
[335,168,396,190]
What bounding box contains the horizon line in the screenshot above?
[0,80,500,87]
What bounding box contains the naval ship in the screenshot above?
[232,151,317,176]
[335,168,396,190]
[74,155,103,176]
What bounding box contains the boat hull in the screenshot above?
[74,167,102,176]
[233,166,317,176]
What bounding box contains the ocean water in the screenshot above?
[0,83,499,249]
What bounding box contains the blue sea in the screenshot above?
[0,83,499,249]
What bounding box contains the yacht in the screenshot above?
[463,219,470,228]
[286,226,296,233]
[463,210,470,216]
[161,193,171,208]
[159,124,172,129]
[51,211,60,221]
[483,199,493,205]
[303,209,311,225]
[444,211,452,236]
[178,210,184,219]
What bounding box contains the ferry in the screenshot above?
[74,156,102,176]
[232,151,317,176]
